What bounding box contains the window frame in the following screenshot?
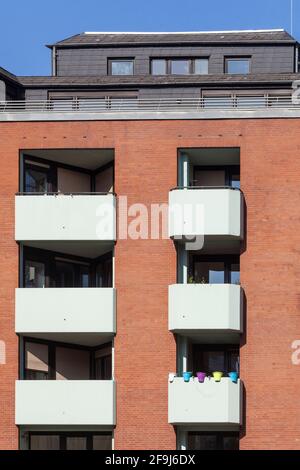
[150,57,209,75]
[187,431,239,450]
[224,56,251,75]
[28,431,112,450]
[22,154,115,194]
[108,58,134,76]
[23,246,113,289]
[189,254,240,284]
[190,343,240,376]
[193,164,240,188]
[23,337,112,381]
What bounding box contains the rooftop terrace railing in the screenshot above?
[0,96,299,113]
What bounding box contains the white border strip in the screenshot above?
[84,29,285,35]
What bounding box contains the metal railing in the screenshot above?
[0,96,299,113]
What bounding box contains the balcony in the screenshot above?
[169,188,242,240]
[15,193,116,242]
[168,377,242,427]
[15,288,116,346]
[0,95,298,119]
[15,380,116,426]
[169,284,243,339]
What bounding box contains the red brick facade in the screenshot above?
[0,118,299,449]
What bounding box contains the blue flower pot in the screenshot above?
[228,371,238,383]
[183,371,193,382]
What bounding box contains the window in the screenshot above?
[54,259,90,288]
[230,262,240,284]
[55,346,90,380]
[193,166,240,188]
[225,57,250,74]
[30,435,60,450]
[95,347,112,380]
[170,59,190,75]
[23,338,112,381]
[188,432,239,450]
[194,58,209,75]
[109,59,134,75]
[55,260,75,287]
[25,342,49,380]
[192,345,239,376]
[151,59,167,75]
[194,169,226,187]
[29,433,112,450]
[25,260,46,288]
[193,260,225,284]
[96,254,113,287]
[190,255,240,284]
[23,155,115,194]
[24,160,55,193]
[150,58,209,75]
[23,247,113,288]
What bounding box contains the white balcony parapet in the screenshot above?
[15,380,116,426]
[168,377,242,427]
[15,288,116,336]
[169,284,243,334]
[15,193,116,241]
[169,188,242,239]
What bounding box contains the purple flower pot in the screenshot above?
[196,372,206,383]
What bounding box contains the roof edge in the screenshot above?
[84,29,285,34]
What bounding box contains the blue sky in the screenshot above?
[1,0,299,76]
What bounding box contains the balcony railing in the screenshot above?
[0,96,299,114]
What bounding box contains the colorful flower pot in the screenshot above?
[196,372,206,383]
[183,371,193,382]
[228,371,238,383]
[212,371,223,382]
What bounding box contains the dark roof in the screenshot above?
[48,30,297,48]
[0,66,19,84]
[18,73,300,88]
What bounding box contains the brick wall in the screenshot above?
[0,118,299,449]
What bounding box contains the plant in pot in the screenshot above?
[183,371,193,382]
[196,371,206,383]
[228,371,238,383]
[212,371,223,382]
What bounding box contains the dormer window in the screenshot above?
[225,57,251,74]
[108,59,134,75]
[151,58,209,75]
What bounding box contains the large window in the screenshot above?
[151,58,209,75]
[170,59,190,75]
[23,247,113,288]
[191,344,239,376]
[25,260,46,288]
[225,57,251,74]
[23,156,114,194]
[188,432,239,450]
[189,255,240,284]
[29,432,112,450]
[193,165,240,188]
[24,339,112,381]
[151,59,167,75]
[24,160,55,193]
[108,59,134,75]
